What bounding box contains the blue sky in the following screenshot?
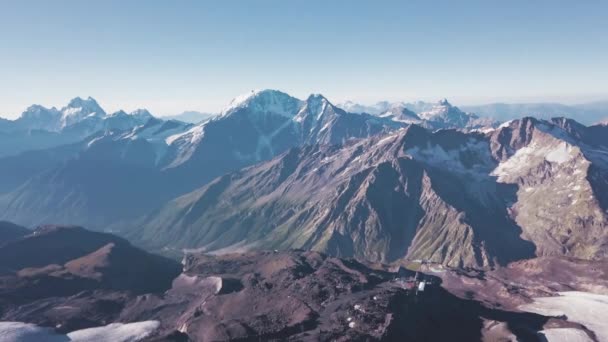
[1,0,607,118]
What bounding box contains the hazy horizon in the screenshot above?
[1,0,607,118]
[2,91,608,120]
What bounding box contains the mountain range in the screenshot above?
[0,97,154,158]
[1,90,607,341]
[126,116,608,268]
[0,90,481,230]
[338,99,608,125]
[0,90,606,268]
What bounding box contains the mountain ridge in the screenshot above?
[126,116,608,269]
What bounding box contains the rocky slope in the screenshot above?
[160,90,401,181]
[0,221,29,246]
[413,256,608,341]
[490,117,608,259]
[0,91,500,231]
[0,225,180,294]
[1,241,556,341]
[128,117,608,269]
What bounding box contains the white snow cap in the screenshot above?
[220,89,303,118]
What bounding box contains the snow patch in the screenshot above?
[0,321,160,342]
[492,141,578,181]
[377,134,397,145]
[546,142,574,164]
[540,328,593,342]
[498,120,514,129]
[319,122,331,133]
[0,322,67,342]
[67,321,160,342]
[166,124,205,145]
[519,292,608,342]
[86,135,105,148]
[406,139,494,175]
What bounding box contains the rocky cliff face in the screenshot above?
[490,118,608,260]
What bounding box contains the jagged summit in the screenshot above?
[18,104,60,122]
[9,97,161,135]
[306,93,330,103]
[63,96,105,118]
[379,103,421,123]
[438,98,451,106]
[109,110,128,116]
[66,96,102,110]
[418,98,478,128]
[293,93,339,124]
[304,93,333,112]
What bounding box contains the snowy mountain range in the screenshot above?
[0,90,406,229]
[128,116,608,269]
[0,97,158,158]
[0,89,606,267]
[1,89,608,341]
[338,99,608,126]
[338,100,436,115]
[339,98,496,130]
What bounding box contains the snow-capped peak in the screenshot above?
[108,109,153,119]
[19,105,60,120]
[65,96,105,116]
[220,89,303,118]
[419,98,462,120]
[379,103,421,123]
[415,98,481,128]
[60,96,106,128]
[14,97,157,133]
[306,93,331,108]
[438,98,451,106]
[294,94,336,122]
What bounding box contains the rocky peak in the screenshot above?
[418,99,478,128]
[64,96,105,117]
[438,98,451,106]
[110,110,128,117]
[379,103,421,123]
[549,117,587,139]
